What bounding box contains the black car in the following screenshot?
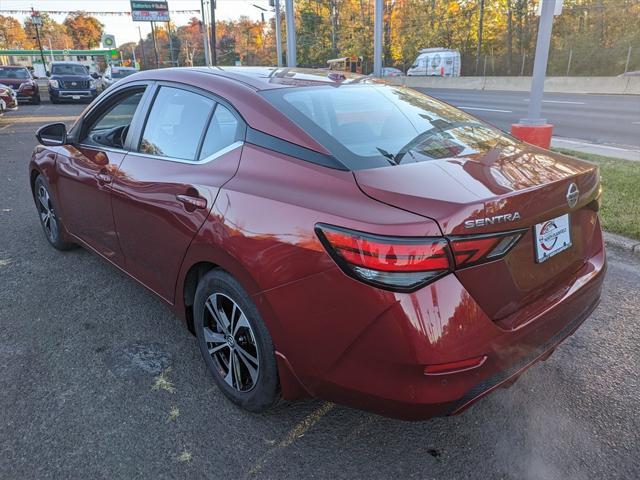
[47,62,98,104]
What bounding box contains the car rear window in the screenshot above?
[260,84,516,170]
[112,69,136,79]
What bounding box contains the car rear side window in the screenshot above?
[198,104,241,160]
[140,86,214,161]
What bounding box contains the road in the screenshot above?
[416,88,640,149]
[1,104,639,479]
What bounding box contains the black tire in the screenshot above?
[194,269,280,412]
[32,94,41,105]
[50,97,59,104]
[33,175,75,250]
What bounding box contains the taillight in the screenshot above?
[316,224,524,292]
[448,231,524,268]
[315,224,452,292]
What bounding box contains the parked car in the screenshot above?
[30,67,605,420]
[381,67,404,77]
[0,83,18,112]
[407,48,461,76]
[0,66,40,104]
[100,65,138,91]
[47,61,98,103]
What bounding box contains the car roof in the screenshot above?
[51,61,85,66]
[178,66,372,91]
[0,66,27,69]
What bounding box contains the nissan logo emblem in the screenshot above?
[566,183,579,208]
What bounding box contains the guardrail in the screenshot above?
[387,76,640,95]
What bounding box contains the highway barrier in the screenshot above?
[389,76,640,95]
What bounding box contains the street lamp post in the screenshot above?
[284,0,296,67]
[30,10,48,75]
[273,0,283,67]
[373,0,383,76]
[511,0,559,148]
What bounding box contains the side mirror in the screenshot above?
[32,75,39,79]
[36,123,67,147]
[46,71,50,77]
[91,72,100,79]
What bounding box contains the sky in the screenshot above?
[1,0,269,46]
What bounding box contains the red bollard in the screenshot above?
[510,123,554,149]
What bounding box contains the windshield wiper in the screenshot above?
[376,147,400,166]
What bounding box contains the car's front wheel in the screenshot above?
[194,269,280,412]
[33,175,75,250]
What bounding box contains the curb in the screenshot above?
[603,232,640,256]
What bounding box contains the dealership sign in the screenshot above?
[130,1,170,22]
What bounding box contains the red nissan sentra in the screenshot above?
[30,67,605,420]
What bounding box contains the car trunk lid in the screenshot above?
[354,143,601,324]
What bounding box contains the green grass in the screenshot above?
[554,149,640,240]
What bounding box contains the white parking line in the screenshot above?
[458,106,512,113]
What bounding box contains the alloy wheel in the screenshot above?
[203,292,260,392]
[37,184,59,242]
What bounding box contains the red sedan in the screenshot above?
[30,67,605,420]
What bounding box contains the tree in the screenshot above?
[63,12,104,49]
[24,13,73,50]
[0,15,34,49]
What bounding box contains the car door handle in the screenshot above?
[176,194,207,210]
[95,172,112,184]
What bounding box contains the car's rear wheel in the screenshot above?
[194,269,280,412]
[34,175,75,250]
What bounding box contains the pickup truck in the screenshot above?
[47,61,98,104]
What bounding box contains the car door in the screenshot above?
[55,84,149,266]
[111,83,245,302]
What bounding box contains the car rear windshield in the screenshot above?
[112,69,136,79]
[0,68,29,79]
[260,84,516,170]
[51,64,88,75]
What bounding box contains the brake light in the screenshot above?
[315,224,452,292]
[316,224,523,292]
[449,231,523,268]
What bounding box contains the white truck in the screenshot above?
[407,48,461,77]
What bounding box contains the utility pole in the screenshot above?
[138,26,146,70]
[273,0,283,67]
[210,0,217,65]
[30,10,48,75]
[167,22,175,66]
[511,0,559,148]
[475,0,485,75]
[200,0,211,65]
[284,0,296,67]
[373,0,383,76]
[150,22,160,68]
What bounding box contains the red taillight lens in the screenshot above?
[315,224,452,292]
[316,224,524,292]
[449,232,523,268]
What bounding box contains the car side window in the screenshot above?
[199,104,241,160]
[84,89,145,149]
[139,86,214,161]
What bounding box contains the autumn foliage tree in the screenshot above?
[63,12,104,50]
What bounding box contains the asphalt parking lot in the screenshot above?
[1,103,639,479]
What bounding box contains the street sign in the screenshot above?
[30,12,42,25]
[130,1,170,22]
[102,34,116,48]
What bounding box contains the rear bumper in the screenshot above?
[260,228,606,420]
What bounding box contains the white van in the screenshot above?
[407,48,461,77]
